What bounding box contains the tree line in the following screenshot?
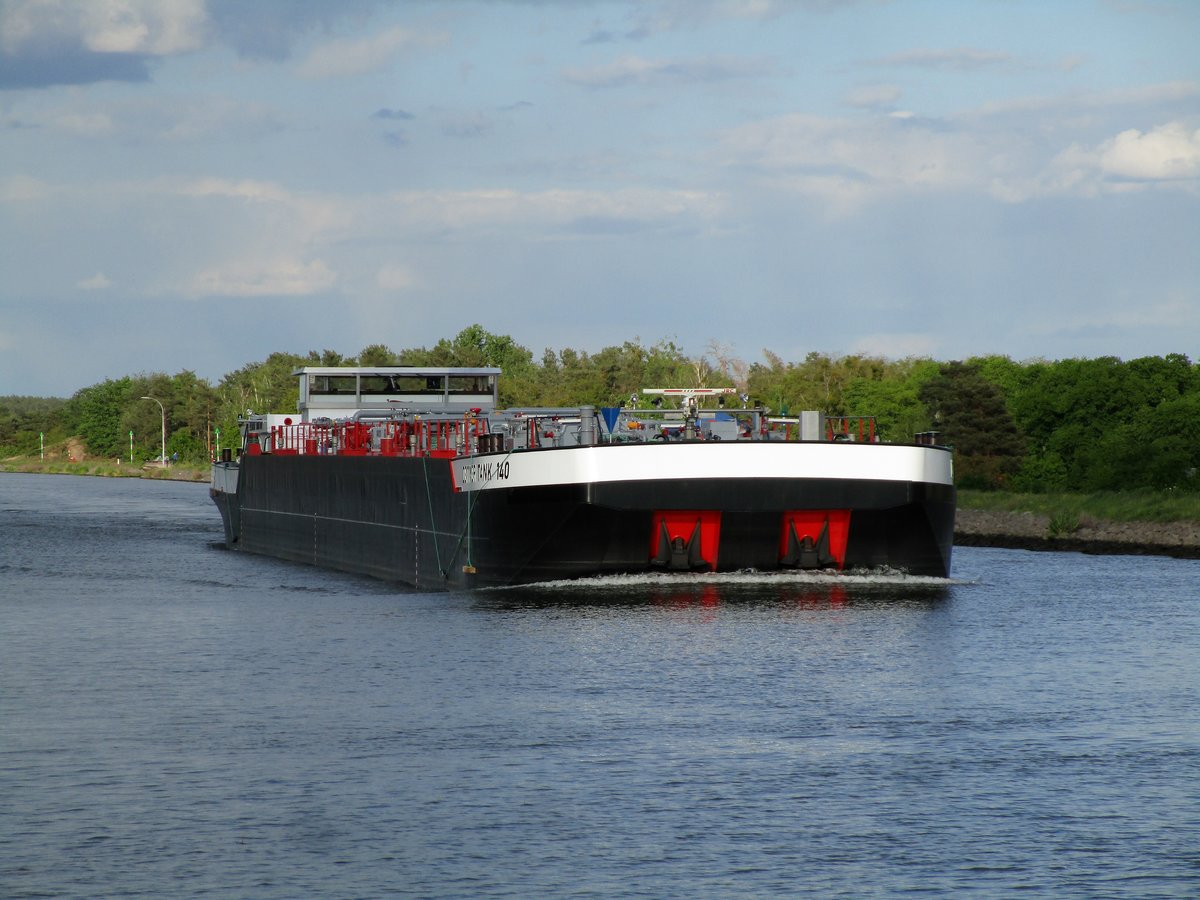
[3,324,1197,493]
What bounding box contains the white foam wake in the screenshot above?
[499,568,968,591]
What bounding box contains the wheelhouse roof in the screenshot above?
[292,366,502,376]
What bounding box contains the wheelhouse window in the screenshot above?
[359,374,447,395]
[309,375,357,395]
[357,375,392,395]
[448,375,493,395]
[396,375,445,395]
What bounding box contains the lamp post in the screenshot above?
[141,396,166,465]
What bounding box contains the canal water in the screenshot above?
[2,473,1197,898]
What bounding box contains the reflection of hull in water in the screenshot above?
[649,582,849,610]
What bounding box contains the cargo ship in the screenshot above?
[210,366,955,589]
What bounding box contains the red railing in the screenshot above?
[825,416,877,443]
[248,415,492,458]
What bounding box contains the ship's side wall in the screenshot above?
[236,455,467,589]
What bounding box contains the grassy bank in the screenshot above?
[958,488,1200,525]
[1,456,209,482]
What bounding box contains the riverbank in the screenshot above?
[0,458,208,482]
[955,507,1200,560]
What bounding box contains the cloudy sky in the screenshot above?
[2,0,1198,397]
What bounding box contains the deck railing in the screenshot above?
[243,411,887,459]
[249,415,493,459]
[824,416,878,443]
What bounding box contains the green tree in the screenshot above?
[748,351,896,416]
[1005,355,1200,491]
[63,377,134,458]
[920,362,1025,489]
[0,396,67,456]
[307,349,349,366]
[213,351,308,451]
[404,325,539,405]
[218,352,307,416]
[843,358,940,442]
[357,344,401,366]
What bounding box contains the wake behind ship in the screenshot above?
[210,366,956,590]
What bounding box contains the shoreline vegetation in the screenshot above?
[1,455,209,483]
[4,457,1197,560]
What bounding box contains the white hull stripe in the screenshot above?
[451,442,953,493]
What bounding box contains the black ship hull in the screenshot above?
[212,452,955,590]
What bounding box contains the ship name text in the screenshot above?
[459,459,511,485]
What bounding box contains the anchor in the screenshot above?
[781,518,837,569]
[651,519,710,571]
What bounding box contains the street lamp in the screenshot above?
[141,396,166,465]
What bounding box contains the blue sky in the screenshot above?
[2,0,1198,397]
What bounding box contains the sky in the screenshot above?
[1,0,1198,397]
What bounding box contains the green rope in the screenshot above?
[421,455,445,577]
[443,488,478,571]
[445,445,513,573]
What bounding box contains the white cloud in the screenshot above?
[975,80,1200,117]
[871,47,1012,71]
[718,113,990,208]
[1097,122,1200,180]
[77,272,112,290]
[158,97,282,142]
[53,111,116,136]
[0,0,207,55]
[1039,121,1200,198]
[185,258,336,298]
[616,0,837,37]
[2,93,280,145]
[297,26,444,79]
[719,83,1200,208]
[1027,291,1200,340]
[376,264,416,291]
[176,177,352,242]
[563,54,778,88]
[0,174,52,203]
[843,83,902,109]
[83,0,206,54]
[362,187,725,239]
[179,177,294,204]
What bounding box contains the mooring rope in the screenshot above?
[421,455,445,577]
[444,445,515,574]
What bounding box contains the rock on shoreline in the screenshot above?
[954,508,1200,560]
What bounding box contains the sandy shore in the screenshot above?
[955,508,1200,560]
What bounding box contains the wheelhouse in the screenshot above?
[295,366,501,420]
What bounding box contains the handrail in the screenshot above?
[249,410,887,458]
[824,416,877,442]
[262,412,494,459]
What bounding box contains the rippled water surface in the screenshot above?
[2,473,1198,898]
